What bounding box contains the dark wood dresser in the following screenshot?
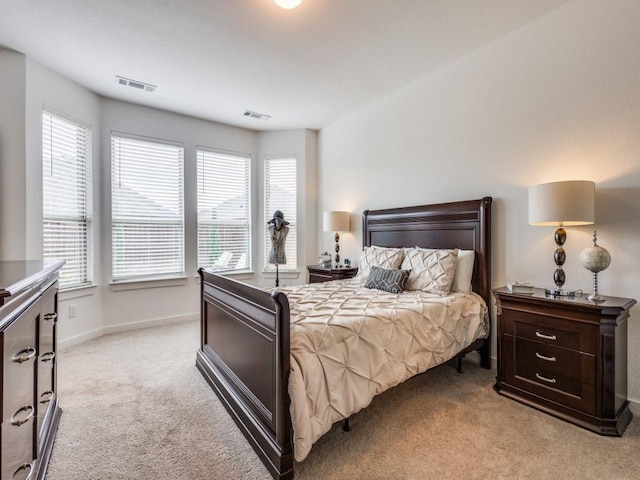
[493,287,636,436]
[0,260,64,480]
[307,266,358,283]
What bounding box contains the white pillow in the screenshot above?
[401,248,459,295]
[354,246,405,281]
[451,250,475,294]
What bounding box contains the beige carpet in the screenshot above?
[46,321,640,480]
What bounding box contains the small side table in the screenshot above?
[307,266,358,283]
[493,287,636,436]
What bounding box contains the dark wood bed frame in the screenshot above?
[196,197,492,480]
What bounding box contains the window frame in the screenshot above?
[264,155,297,272]
[196,146,252,273]
[110,132,185,283]
[42,108,93,290]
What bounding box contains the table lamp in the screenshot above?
[323,211,349,268]
[529,180,595,297]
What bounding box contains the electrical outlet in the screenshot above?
[69,304,77,318]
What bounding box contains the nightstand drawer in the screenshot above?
[309,271,332,283]
[512,369,596,415]
[514,337,595,386]
[506,309,596,354]
[504,335,596,414]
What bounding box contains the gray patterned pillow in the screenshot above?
[364,266,410,294]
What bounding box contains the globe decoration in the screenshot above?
[579,231,611,302]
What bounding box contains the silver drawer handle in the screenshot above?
[535,352,557,362]
[12,461,34,480]
[40,390,55,404]
[535,373,557,384]
[44,312,58,321]
[11,404,35,426]
[41,351,56,362]
[535,331,557,341]
[12,347,36,363]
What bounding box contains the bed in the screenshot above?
[196,197,492,480]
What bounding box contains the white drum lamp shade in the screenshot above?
[323,211,350,267]
[529,180,595,226]
[528,180,595,296]
[323,211,350,233]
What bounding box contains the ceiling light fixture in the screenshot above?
[274,0,302,9]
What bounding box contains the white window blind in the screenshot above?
[42,110,92,289]
[264,156,297,271]
[197,148,251,271]
[111,134,184,281]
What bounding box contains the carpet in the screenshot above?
[45,321,640,480]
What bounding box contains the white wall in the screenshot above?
[98,102,318,329]
[0,50,317,347]
[98,99,260,332]
[0,51,105,340]
[256,129,318,287]
[318,0,640,410]
[0,49,27,259]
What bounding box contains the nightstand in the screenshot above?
[493,287,636,436]
[307,266,358,283]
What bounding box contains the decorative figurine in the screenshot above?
[579,230,611,303]
[267,210,289,287]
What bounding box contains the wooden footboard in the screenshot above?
[196,269,293,480]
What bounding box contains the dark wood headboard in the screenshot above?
[362,197,492,305]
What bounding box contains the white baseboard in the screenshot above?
[58,313,198,350]
[58,327,105,350]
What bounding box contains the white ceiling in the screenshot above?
[0,0,570,131]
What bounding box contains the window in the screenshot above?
[197,148,251,271]
[111,134,184,281]
[42,110,92,289]
[264,156,297,271]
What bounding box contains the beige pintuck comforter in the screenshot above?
[279,279,489,462]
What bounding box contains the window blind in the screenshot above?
[111,134,184,281]
[42,110,92,289]
[197,148,251,271]
[264,156,297,271]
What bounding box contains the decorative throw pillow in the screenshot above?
[364,266,410,294]
[354,246,405,281]
[401,248,459,295]
[451,249,475,294]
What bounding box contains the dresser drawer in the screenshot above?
[504,308,596,354]
[1,414,36,480]
[2,301,39,422]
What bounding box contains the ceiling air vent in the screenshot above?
[243,110,271,121]
[116,76,156,93]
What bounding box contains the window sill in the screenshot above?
[110,276,189,292]
[60,283,98,301]
[194,269,255,283]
